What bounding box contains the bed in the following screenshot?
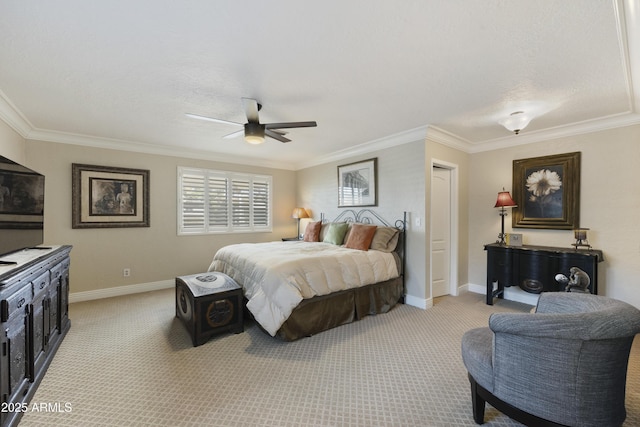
[207,209,406,341]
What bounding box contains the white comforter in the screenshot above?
[208,241,399,336]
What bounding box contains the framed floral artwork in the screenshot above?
[72,163,150,228]
[511,152,580,230]
[338,158,377,207]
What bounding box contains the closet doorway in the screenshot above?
[430,161,458,298]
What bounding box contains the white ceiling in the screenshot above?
[1,0,639,170]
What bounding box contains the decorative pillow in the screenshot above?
[322,222,349,245]
[344,223,378,251]
[318,222,335,242]
[342,223,352,243]
[303,221,322,242]
[370,226,400,252]
[319,223,329,241]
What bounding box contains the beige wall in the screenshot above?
[7,119,637,310]
[468,125,640,307]
[296,140,428,303]
[25,140,297,295]
[295,138,472,307]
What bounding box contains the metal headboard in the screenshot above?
[321,209,406,230]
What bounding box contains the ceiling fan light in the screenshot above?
[245,134,265,145]
[244,122,265,144]
[499,111,533,135]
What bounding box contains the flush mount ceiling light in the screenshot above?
[499,111,533,135]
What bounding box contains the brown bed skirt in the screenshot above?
[273,276,404,341]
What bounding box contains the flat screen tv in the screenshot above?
[0,155,45,258]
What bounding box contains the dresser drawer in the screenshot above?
[49,258,69,283]
[32,270,50,298]
[1,286,32,322]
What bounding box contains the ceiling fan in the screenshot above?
[186,98,317,144]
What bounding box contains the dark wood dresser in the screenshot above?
[484,243,603,305]
[0,245,71,427]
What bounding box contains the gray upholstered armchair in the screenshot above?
[461,292,640,426]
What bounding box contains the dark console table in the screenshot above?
[484,243,604,305]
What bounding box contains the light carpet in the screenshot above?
[18,289,640,426]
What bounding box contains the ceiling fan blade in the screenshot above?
[185,113,242,126]
[269,129,288,135]
[242,98,260,123]
[265,129,292,143]
[265,121,317,129]
[223,129,244,139]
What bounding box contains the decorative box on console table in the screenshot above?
[484,243,603,305]
[0,245,72,427]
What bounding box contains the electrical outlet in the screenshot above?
[123,268,131,277]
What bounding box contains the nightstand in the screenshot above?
[175,272,243,346]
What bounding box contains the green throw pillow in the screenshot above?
[323,222,349,245]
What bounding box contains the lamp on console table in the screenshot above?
[291,207,309,240]
[494,189,517,245]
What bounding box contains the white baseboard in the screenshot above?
[71,282,461,311]
[454,283,469,295]
[70,279,174,303]
[467,282,538,306]
[404,294,432,310]
[467,283,486,295]
[504,287,539,306]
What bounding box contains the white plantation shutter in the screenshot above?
[207,173,229,229]
[252,179,270,227]
[231,179,250,227]
[178,167,272,234]
[180,172,206,231]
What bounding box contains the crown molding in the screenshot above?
[294,125,429,170]
[0,90,32,137]
[424,126,473,151]
[1,85,425,171]
[0,89,296,170]
[468,111,640,153]
[11,111,640,170]
[25,128,296,170]
[622,0,640,113]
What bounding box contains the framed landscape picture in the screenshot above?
[72,164,150,228]
[512,152,580,230]
[338,158,377,207]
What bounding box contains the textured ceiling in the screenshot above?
[0,0,638,170]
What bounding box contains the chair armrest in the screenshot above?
[490,306,640,340]
[489,312,592,339]
[535,292,605,314]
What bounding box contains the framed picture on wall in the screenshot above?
[72,163,150,228]
[0,155,44,229]
[512,152,580,230]
[337,158,377,207]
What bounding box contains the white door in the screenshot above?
[431,167,451,297]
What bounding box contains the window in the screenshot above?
[178,167,272,234]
